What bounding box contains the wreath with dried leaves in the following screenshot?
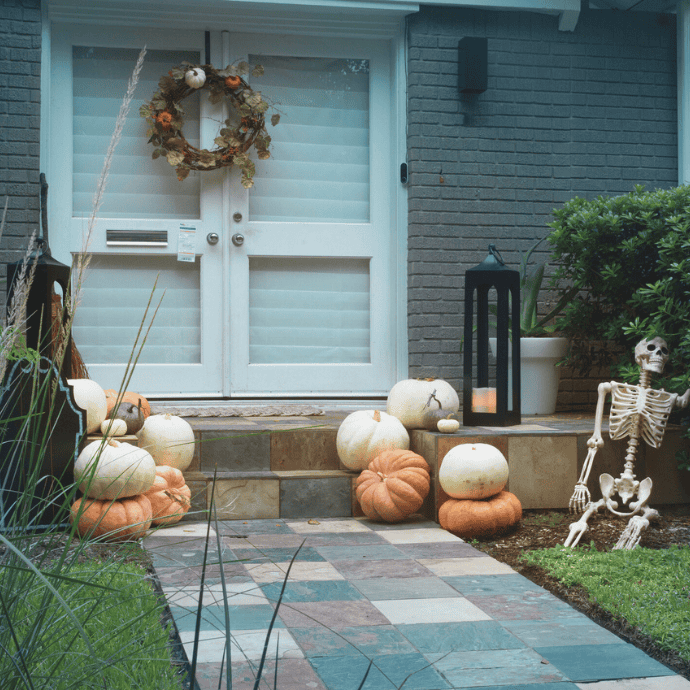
[139,61,279,186]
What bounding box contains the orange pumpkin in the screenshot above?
[438,490,522,539]
[225,75,242,89]
[70,494,153,541]
[104,389,151,419]
[356,449,430,523]
[144,465,192,525]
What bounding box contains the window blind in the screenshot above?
[248,257,370,364]
[72,255,201,364]
[72,47,201,220]
[248,55,370,223]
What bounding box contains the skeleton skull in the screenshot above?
[634,337,669,374]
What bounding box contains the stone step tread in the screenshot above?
[184,469,355,482]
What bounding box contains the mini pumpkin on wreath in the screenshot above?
[139,61,279,186]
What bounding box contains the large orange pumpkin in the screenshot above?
[104,389,151,419]
[356,449,430,523]
[70,494,152,541]
[144,465,192,525]
[438,490,522,539]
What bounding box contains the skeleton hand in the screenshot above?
[569,482,591,514]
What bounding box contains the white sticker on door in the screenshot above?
[178,224,196,262]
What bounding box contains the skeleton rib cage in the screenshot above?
[608,382,675,449]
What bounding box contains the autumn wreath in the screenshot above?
[140,61,279,186]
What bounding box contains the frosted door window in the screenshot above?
[249,258,370,364]
[73,255,201,364]
[72,47,201,219]
[248,56,370,223]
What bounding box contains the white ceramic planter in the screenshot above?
[489,337,568,415]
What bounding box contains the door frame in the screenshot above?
[40,6,409,398]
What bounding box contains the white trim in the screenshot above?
[679,0,690,185]
[393,21,409,381]
[46,0,419,38]
[46,0,581,36]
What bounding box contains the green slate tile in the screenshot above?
[535,643,676,681]
[259,580,364,603]
[427,648,566,687]
[309,653,449,690]
[503,619,625,648]
[443,574,545,596]
[398,621,525,653]
[309,655,394,690]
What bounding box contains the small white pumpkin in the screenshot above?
[67,378,107,434]
[439,443,509,500]
[386,379,459,429]
[185,67,206,88]
[336,410,409,471]
[136,413,195,471]
[437,418,460,433]
[75,439,156,500]
[100,418,127,437]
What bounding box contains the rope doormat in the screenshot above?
[149,405,325,417]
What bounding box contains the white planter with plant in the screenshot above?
[490,237,576,415]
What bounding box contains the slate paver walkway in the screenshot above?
[142,517,690,690]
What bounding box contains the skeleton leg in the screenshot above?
[614,506,659,550]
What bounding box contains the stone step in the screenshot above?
[90,412,690,521]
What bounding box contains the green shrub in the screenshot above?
[548,184,690,400]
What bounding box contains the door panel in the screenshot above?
[225,34,394,396]
[50,26,224,395]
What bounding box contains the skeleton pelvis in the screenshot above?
[598,473,653,516]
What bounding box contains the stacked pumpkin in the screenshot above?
[438,443,522,539]
[67,381,195,541]
[337,378,461,523]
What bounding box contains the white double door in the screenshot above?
[51,25,401,397]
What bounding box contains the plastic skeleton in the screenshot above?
[564,338,690,550]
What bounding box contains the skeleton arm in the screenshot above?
[569,381,612,513]
[675,389,690,409]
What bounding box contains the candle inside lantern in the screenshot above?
[472,387,496,413]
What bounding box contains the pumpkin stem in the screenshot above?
[426,390,442,409]
[372,410,381,422]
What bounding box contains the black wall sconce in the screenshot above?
[458,37,487,95]
[463,245,521,427]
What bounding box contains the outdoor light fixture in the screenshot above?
[458,37,487,95]
[463,244,521,427]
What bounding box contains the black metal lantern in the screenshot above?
[463,245,521,426]
[5,175,74,379]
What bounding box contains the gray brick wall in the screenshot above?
[0,0,42,305]
[406,5,677,410]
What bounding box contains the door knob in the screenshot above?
[206,232,219,245]
[232,233,245,246]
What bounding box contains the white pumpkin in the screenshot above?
[336,410,409,471]
[136,413,195,471]
[185,67,206,88]
[386,379,459,429]
[67,379,107,434]
[75,439,156,500]
[439,443,509,500]
[437,418,460,433]
[100,418,127,437]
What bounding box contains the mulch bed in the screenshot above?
[467,504,690,680]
